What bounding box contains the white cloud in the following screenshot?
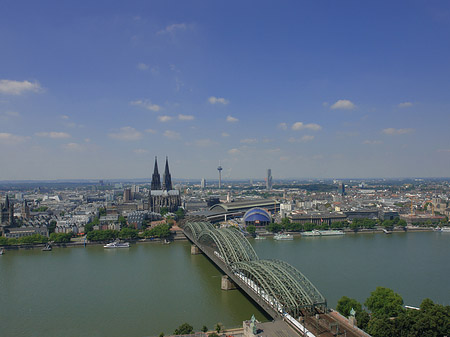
[382,128,415,135]
[209,96,229,105]
[221,132,230,137]
[109,126,142,141]
[130,99,161,112]
[363,140,383,145]
[163,130,181,140]
[158,115,173,122]
[330,99,356,110]
[0,132,28,144]
[0,111,20,120]
[291,122,322,131]
[133,148,149,155]
[228,148,240,155]
[157,23,187,35]
[194,139,216,147]
[226,115,239,123]
[0,79,43,95]
[62,143,84,151]
[178,114,194,121]
[398,102,413,108]
[35,131,71,139]
[145,128,157,134]
[289,135,315,143]
[61,115,69,120]
[278,122,288,130]
[137,63,149,71]
[240,138,258,144]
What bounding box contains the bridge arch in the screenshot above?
[231,259,327,317]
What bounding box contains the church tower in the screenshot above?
[163,156,172,191]
[151,156,161,190]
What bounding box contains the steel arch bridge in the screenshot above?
[184,221,258,264]
[183,221,327,317]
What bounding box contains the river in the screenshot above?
[1,231,449,337]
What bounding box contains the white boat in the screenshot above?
[274,233,293,240]
[104,240,130,248]
[441,227,450,232]
[255,235,266,240]
[0,248,4,255]
[301,230,321,237]
[383,228,392,234]
[319,230,345,236]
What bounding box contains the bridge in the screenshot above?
[181,220,367,337]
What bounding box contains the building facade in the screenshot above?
[148,157,181,213]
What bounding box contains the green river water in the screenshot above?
[0,231,449,337]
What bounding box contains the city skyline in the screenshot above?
[1,1,450,180]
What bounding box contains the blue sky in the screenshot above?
[1,1,450,180]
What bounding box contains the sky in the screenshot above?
[1,0,450,181]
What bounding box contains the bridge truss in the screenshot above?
[183,221,327,317]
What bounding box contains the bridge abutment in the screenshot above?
[191,244,202,255]
[221,275,237,290]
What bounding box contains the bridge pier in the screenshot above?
[221,275,237,290]
[191,244,202,255]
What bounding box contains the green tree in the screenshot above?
[175,208,185,220]
[356,310,370,331]
[85,223,94,233]
[0,236,9,246]
[201,325,208,332]
[246,225,256,235]
[98,207,107,216]
[365,286,404,318]
[118,215,127,227]
[49,232,72,243]
[173,322,193,335]
[215,323,223,333]
[48,220,57,234]
[336,296,362,317]
[160,207,169,216]
[367,316,395,337]
[266,222,283,233]
[118,227,138,240]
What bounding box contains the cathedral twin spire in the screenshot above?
[151,156,172,191]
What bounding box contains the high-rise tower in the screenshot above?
[266,169,273,190]
[163,156,172,191]
[151,157,161,190]
[217,164,223,188]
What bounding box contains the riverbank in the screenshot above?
[0,231,188,250]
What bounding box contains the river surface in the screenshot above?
[1,231,449,337]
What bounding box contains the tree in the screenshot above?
[85,223,94,233]
[98,207,107,216]
[175,208,185,220]
[48,220,57,234]
[118,215,127,227]
[118,227,138,240]
[215,323,223,333]
[246,225,256,235]
[266,222,283,233]
[160,207,169,216]
[49,232,72,243]
[201,325,208,332]
[356,310,370,331]
[367,316,395,337]
[365,286,404,318]
[336,296,362,317]
[173,322,193,335]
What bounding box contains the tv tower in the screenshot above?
[217,163,223,188]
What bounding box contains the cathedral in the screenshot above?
[148,156,181,213]
[1,195,15,233]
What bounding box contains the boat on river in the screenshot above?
[255,235,266,240]
[0,248,4,255]
[274,233,293,240]
[441,227,450,233]
[104,240,130,248]
[301,230,321,237]
[42,243,52,251]
[319,230,345,236]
